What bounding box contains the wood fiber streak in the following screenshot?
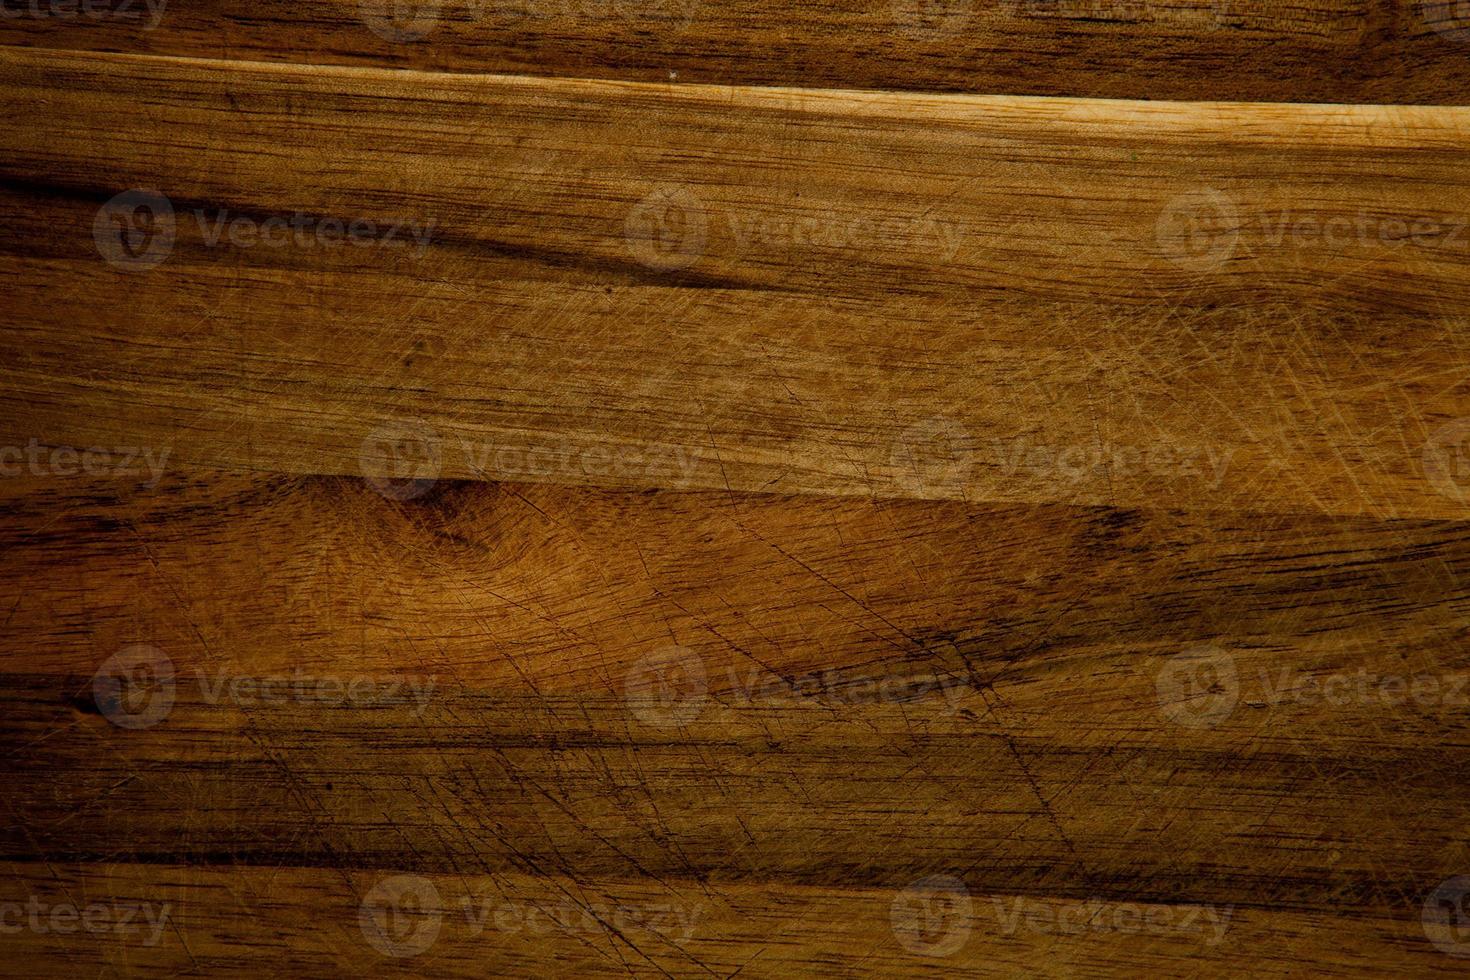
[1,0,1469,104]
[3,49,1470,515]
[1,472,1467,941]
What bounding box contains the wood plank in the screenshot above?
[3,48,1470,515]
[3,470,1468,919]
[0,861,1452,976]
[0,0,1469,104]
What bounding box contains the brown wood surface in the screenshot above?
[0,862,1450,976]
[1,0,1470,104]
[5,49,1470,517]
[3,11,1470,977]
[2,471,1469,974]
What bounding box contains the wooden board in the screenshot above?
[4,16,1470,976]
[2,0,1470,104]
[3,472,1468,945]
[5,48,1470,517]
[0,862,1454,976]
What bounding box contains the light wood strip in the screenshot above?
[2,50,1470,514]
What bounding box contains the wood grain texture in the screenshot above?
[5,7,1470,974]
[2,0,1470,104]
[2,471,1467,953]
[0,862,1452,976]
[5,48,1470,516]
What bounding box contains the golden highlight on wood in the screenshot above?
[4,50,1470,516]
